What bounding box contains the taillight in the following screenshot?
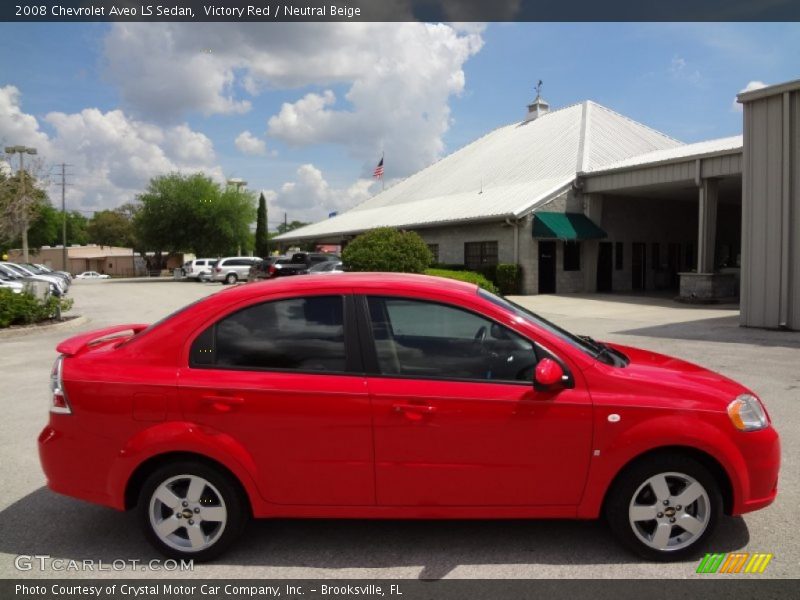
[268,265,276,276]
[215,267,221,272]
[50,355,72,415]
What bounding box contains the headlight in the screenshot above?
[727,394,768,431]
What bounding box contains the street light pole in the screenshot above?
[4,145,38,262]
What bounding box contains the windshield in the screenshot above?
[478,289,628,367]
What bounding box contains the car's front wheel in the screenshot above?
[138,461,247,561]
[605,454,722,561]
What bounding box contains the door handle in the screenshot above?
[392,403,436,421]
[200,395,244,413]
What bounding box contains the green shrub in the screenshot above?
[495,263,522,295]
[424,269,499,294]
[480,264,498,285]
[0,289,74,328]
[343,227,433,273]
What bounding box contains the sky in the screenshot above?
[1,22,799,230]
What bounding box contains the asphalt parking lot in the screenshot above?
[1,279,798,579]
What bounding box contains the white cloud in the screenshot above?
[103,23,484,179]
[732,80,767,112]
[0,85,52,153]
[234,130,267,156]
[0,86,223,212]
[263,164,375,224]
[669,55,701,84]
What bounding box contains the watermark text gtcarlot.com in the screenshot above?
[14,555,193,572]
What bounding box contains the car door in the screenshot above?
[178,293,374,506]
[360,295,592,507]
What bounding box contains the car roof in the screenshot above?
[224,272,478,301]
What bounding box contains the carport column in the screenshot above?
[697,178,718,273]
[583,194,603,292]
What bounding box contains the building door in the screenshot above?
[596,242,613,292]
[538,241,556,294]
[632,242,646,290]
[667,243,682,289]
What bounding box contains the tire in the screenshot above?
[138,461,248,561]
[225,273,237,285]
[605,454,722,561]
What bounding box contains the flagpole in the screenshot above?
[381,151,385,191]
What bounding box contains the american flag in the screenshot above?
[373,157,384,178]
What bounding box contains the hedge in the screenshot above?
[424,269,499,294]
[343,228,433,273]
[495,264,522,295]
[0,289,74,328]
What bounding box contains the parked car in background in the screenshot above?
[268,252,340,278]
[246,256,289,282]
[211,257,260,284]
[34,264,73,282]
[0,273,24,293]
[38,273,779,562]
[182,259,218,281]
[75,271,110,279]
[307,260,344,275]
[1,262,67,295]
[22,263,72,287]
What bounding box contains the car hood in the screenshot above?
[598,343,749,411]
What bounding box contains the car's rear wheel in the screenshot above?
[225,273,237,285]
[605,454,722,561]
[139,461,247,561]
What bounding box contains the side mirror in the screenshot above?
[534,358,564,388]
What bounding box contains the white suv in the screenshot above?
[183,258,218,281]
[211,257,260,284]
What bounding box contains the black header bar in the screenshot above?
[4,0,800,22]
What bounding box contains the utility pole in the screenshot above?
[54,163,71,271]
[4,145,38,262]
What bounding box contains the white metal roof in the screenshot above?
[276,101,682,241]
[582,135,743,175]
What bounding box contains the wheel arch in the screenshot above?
[601,445,734,516]
[124,451,253,516]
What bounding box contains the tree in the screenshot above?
[276,220,309,235]
[0,161,49,260]
[87,209,135,247]
[66,211,90,246]
[342,228,433,274]
[134,173,256,257]
[255,192,269,257]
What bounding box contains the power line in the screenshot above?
[52,163,72,269]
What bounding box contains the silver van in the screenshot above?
[211,256,260,284]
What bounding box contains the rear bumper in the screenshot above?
[38,423,123,510]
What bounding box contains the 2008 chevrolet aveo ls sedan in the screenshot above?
[39,274,780,561]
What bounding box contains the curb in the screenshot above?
[0,315,90,339]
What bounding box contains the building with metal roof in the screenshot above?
[276,79,799,330]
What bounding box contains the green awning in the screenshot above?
[532,212,607,240]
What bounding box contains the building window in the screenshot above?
[615,242,623,270]
[651,243,660,270]
[563,241,581,271]
[464,242,498,271]
[427,244,439,263]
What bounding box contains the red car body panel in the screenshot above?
[39,273,780,523]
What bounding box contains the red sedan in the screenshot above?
[39,273,780,561]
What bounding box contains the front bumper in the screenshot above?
[733,425,781,515]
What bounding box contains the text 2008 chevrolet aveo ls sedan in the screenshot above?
[39,274,780,561]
